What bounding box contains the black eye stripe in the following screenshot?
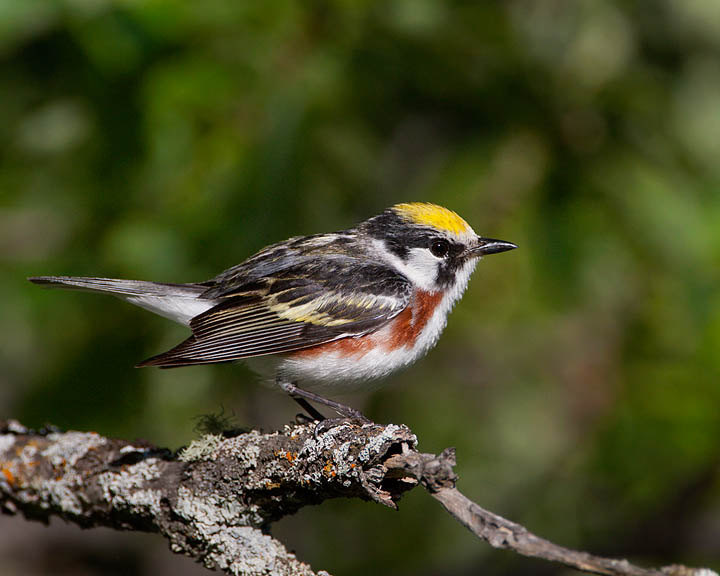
[363,213,467,262]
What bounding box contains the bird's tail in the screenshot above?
[28,276,215,325]
[28,275,203,296]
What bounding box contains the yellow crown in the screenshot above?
[392,202,471,235]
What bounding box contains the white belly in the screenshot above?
[245,292,453,393]
[245,259,477,393]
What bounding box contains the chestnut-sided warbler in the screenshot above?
[30,202,516,420]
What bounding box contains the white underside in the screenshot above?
[117,247,479,393]
[123,294,215,325]
[246,259,478,392]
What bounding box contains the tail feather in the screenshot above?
[28,276,205,297]
[28,276,215,325]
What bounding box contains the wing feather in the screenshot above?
[138,261,411,367]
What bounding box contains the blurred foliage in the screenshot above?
[1,1,720,575]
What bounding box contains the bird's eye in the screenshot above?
[430,239,450,258]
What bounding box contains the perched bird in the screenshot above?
[29,202,516,420]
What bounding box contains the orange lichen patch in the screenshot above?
[2,467,15,486]
[274,450,298,463]
[17,439,40,456]
[273,450,298,464]
[264,481,281,489]
[322,460,335,477]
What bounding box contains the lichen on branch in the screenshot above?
[0,419,715,576]
[0,419,417,576]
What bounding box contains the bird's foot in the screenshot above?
[294,412,316,425]
[278,379,371,427]
[313,415,372,437]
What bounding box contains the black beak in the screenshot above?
[472,237,518,256]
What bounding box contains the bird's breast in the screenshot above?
[383,289,445,351]
[273,289,448,390]
[292,289,444,359]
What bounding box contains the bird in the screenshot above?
[29,202,516,421]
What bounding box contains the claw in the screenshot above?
[314,415,372,438]
[294,413,316,425]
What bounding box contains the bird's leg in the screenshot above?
[277,379,369,422]
[292,397,326,422]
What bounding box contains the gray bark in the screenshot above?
[0,420,715,576]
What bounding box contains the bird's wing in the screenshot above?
[137,259,411,367]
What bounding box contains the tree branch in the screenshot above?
[0,420,715,576]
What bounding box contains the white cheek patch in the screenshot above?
[403,248,442,291]
[372,240,438,291]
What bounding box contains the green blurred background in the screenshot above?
[1,1,719,574]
